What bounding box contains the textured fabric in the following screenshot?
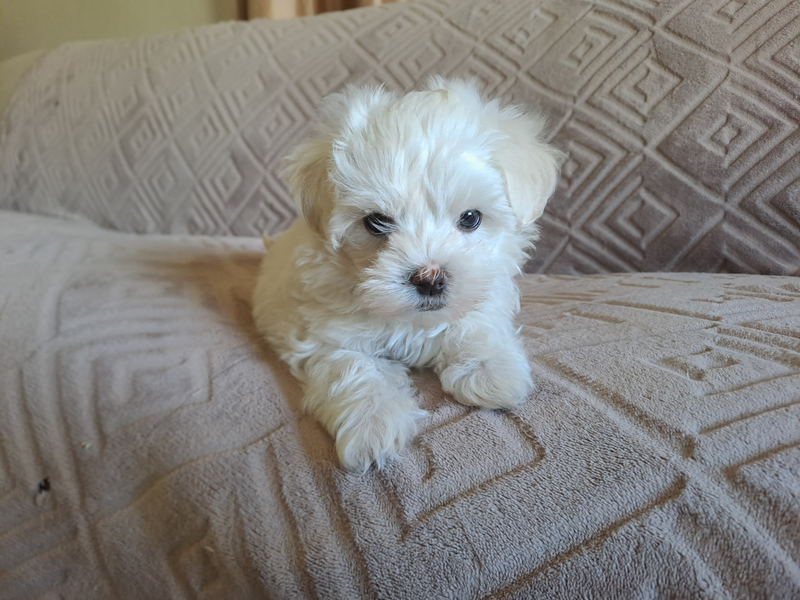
[1,0,799,274]
[1,210,799,599]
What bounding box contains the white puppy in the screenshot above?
[253,77,561,471]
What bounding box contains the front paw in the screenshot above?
[440,350,534,410]
[335,402,427,472]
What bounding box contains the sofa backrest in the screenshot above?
[1,0,798,275]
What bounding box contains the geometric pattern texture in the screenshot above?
[1,209,799,599]
[1,0,799,275]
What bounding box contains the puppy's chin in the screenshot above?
[353,263,495,326]
[416,298,446,312]
[410,301,472,329]
[356,286,474,328]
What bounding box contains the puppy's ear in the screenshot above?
[283,138,334,238]
[425,77,563,229]
[283,84,396,241]
[492,108,564,229]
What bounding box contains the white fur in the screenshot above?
[253,78,562,471]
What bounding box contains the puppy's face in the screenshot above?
[284,78,562,325]
[333,140,520,324]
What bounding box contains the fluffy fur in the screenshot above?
[253,77,562,471]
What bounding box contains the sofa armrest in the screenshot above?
[0,50,47,118]
[1,0,798,274]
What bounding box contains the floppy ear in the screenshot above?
[283,84,396,241]
[492,108,564,229]
[283,138,334,238]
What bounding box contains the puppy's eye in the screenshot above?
[363,213,395,236]
[457,210,482,231]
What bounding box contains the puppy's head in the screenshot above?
[284,77,563,324]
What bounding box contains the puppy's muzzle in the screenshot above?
[410,266,447,297]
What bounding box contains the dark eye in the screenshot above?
[457,210,482,231]
[363,213,395,236]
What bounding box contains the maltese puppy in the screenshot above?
[253,77,561,471]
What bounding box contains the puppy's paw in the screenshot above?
[440,351,534,410]
[335,402,427,472]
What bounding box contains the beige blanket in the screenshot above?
[1,211,798,598]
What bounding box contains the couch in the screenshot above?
[1,0,798,598]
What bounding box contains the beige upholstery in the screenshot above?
[2,0,798,274]
[1,1,799,598]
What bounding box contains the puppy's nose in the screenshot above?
[410,266,447,297]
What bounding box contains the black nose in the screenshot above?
[410,268,447,297]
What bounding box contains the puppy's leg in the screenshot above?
[302,348,426,471]
[435,317,534,410]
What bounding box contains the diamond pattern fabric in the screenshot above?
[1,0,798,274]
[0,211,799,598]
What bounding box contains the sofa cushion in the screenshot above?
[1,0,799,275]
[1,210,798,598]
